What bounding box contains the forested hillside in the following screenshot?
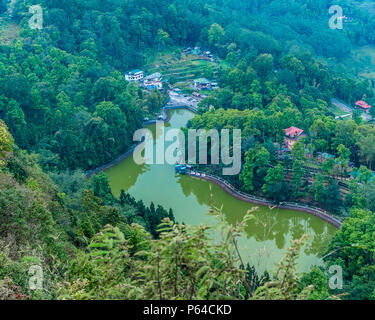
[187,50,375,215]
[1,0,374,172]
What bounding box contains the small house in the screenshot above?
[191,47,201,55]
[193,78,211,90]
[144,72,163,90]
[284,126,306,150]
[125,69,144,82]
[182,47,192,54]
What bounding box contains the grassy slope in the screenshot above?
[323,45,375,83]
[317,2,375,83]
[0,17,20,45]
[329,103,349,117]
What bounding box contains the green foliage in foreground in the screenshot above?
[324,208,375,300]
[0,124,175,299]
[56,211,330,300]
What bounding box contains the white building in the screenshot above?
[125,69,144,82]
[144,72,163,90]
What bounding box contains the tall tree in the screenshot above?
[262,164,288,202]
[208,23,225,48]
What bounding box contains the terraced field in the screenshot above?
[145,52,220,88]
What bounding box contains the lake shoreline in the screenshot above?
[189,172,342,229]
[86,104,196,178]
[87,105,342,229]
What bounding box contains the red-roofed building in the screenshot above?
[355,100,372,113]
[284,126,306,150]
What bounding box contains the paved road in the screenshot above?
[331,98,372,121]
[169,92,199,108]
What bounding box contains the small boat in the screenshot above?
[175,164,187,174]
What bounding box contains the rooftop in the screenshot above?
[317,152,335,159]
[128,69,143,75]
[144,72,162,80]
[355,100,372,109]
[284,126,304,138]
[145,85,159,90]
[194,78,211,84]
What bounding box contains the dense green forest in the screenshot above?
[188,61,375,215]
[1,0,375,300]
[1,0,375,172]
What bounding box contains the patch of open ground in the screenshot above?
[0,18,20,45]
[329,103,349,117]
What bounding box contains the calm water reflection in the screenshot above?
[105,109,336,273]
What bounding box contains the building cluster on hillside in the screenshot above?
[124,70,165,90]
[182,47,214,60]
[144,72,163,90]
[193,78,219,91]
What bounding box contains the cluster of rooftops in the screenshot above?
[182,47,214,59]
[124,47,218,91]
[355,100,372,112]
[124,71,218,91]
[124,70,164,90]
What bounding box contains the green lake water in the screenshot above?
[105,109,337,274]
